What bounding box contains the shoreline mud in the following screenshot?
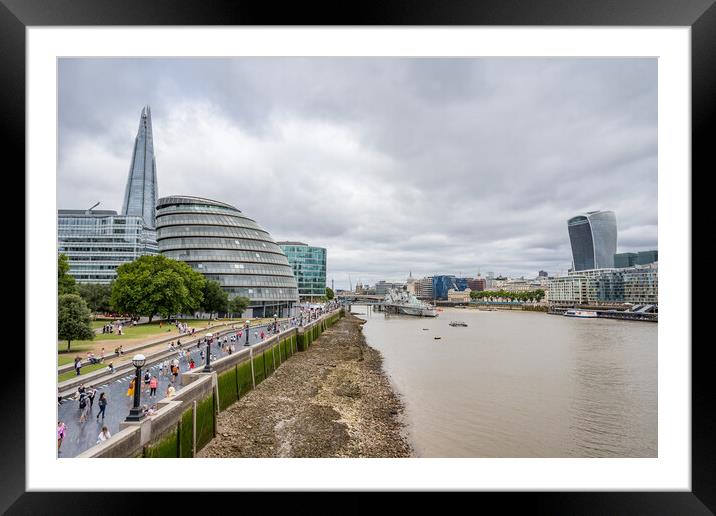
[198,313,412,458]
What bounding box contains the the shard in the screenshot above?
[121,105,158,228]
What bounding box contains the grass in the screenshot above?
[58,362,107,383]
[58,318,246,352]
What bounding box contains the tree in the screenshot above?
[58,294,95,352]
[229,296,250,317]
[110,255,206,323]
[58,253,77,295]
[201,280,229,318]
[76,282,113,313]
[325,287,335,300]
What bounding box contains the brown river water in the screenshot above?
[353,306,657,457]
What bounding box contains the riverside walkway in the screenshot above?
[57,319,293,458]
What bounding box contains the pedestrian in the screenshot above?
[87,386,96,411]
[166,384,176,397]
[106,362,114,374]
[79,393,90,423]
[143,370,151,393]
[96,426,111,444]
[96,392,107,420]
[260,330,265,340]
[189,359,195,370]
[74,357,82,376]
[149,376,158,397]
[171,365,179,383]
[126,378,135,399]
[57,421,66,452]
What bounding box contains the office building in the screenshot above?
[156,195,298,317]
[447,288,471,303]
[567,210,617,271]
[637,250,658,265]
[277,242,327,301]
[417,277,434,300]
[468,277,486,291]
[432,275,469,300]
[548,265,657,306]
[374,280,405,295]
[58,210,158,284]
[614,252,638,268]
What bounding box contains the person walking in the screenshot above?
[189,359,195,370]
[166,384,176,397]
[96,392,107,420]
[96,426,111,444]
[260,330,265,341]
[143,370,151,393]
[87,386,96,412]
[149,375,158,397]
[74,357,82,376]
[79,393,90,423]
[126,378,135,400]
[57,421,66,452]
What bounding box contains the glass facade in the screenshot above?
[156,196,298,315]
[277,242,327,301]
[614,252,638,268]
[548,266,658,306]
[431,275,469,300]
[568,211,617,271]
[121,105,158,228]
[57,210,158,284]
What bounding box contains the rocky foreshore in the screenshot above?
[198,313,412,458]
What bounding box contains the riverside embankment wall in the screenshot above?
[78,309,344,458]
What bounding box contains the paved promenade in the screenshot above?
[57,320,290,458]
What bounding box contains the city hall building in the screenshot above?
[156,195,299,317]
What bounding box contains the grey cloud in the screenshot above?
[58,57,657,289]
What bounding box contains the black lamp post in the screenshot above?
[203,333,213,372]
[125,354,146,422]
[273,312,278,334]
[245,321,250,347]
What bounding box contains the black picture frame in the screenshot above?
[2,0,708,513]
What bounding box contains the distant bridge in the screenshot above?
[336,293,384,304]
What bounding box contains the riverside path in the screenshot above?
[57,320,290,458]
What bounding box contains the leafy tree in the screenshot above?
[201,280,229,318]
[229,296,250,317]
[58,294,94,352]
[110,255,206,323]
[58,253,77,295]
[76,282,113,313]
[325,287,335,300]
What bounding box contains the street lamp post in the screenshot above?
[203,333,213,372]
[273,313,278,334]
[125,354,146,422]
[245,321,250,347]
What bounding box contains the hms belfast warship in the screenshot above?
[382,288,438,317]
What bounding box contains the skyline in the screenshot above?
[58,58,658,289]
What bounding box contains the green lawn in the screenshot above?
[58,362,107,383]
[58,318,244,352]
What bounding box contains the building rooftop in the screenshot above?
[58,209,119,216]
[277,241,309,246]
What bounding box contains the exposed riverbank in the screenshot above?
[198,313,412,458]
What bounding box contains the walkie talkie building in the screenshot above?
[567,210,617,271]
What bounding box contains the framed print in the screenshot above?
[3,0,710,513]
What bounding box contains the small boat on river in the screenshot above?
[449,321,468,327]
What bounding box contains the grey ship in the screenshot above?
[382,289,438,317]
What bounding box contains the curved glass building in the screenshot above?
[156,195,298,317]
[567,210,617,271]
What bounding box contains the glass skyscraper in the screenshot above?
[567,210,617,271]
[157,196,299,317]
[58,106,160,283]
[121,105,158,228]
[277,242,327,301]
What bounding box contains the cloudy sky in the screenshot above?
[58,58,657,290]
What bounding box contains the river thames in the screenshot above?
[354,306,657,458]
